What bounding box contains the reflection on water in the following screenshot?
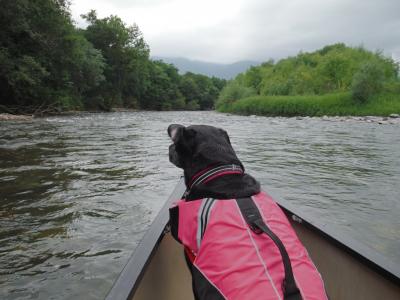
[1,111,399,299]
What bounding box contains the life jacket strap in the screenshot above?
[236,197,302,300]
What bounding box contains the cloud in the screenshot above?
[70,0,400,63]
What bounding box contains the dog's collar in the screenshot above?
[185,164,244,196]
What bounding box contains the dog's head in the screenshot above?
[168,124,244,181]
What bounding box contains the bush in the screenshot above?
[351,61,385,103]
[186,100,200,110]
[215,81,256,110]
[383,80,400,94]
[172,97,186,110]
[217,92,400,117]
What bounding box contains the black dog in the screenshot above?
[168,123,263,299]
[167,124,324,300]
[168,124,260,200]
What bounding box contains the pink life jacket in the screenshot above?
[169,191,328,300]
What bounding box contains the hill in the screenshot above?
[152,56,259,79]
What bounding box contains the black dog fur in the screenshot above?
[168,124,260,200]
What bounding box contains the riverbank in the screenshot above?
[0,113,34,121]
[0,107,140,121]
[217,92,400,117]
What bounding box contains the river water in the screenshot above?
[1,111,399,299]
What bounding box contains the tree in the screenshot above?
[351,61,385,103]
[0,0,105,112]
[140,60,184,110]
[0,3,226,113]
[219,43,399,106]
[82,10,149,109]
[216,80,256,110]
[179,73,225,110]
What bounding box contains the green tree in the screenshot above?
[219,43,398,108]
[351,61,385,103]
[82,10,149,109]
[179,72,225,110]
[141,60,184,110]
[0,2,226,113]
[0,0,105,111]
[179,74,200,105]
[216,80,256,110]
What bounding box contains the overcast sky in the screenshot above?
[70,0,400,64]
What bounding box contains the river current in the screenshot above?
[1,111,399,299]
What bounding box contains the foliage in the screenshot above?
[0,0,106,111]
[140,60,180,110]
[179,73,226,110]
[218,43,399,116]
[82,10,149,110]
[0,3,225,113]
[219,92,400,117]
[215,81,256,111]
[351,61,385,103]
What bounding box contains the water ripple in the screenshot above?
[1,111,399,299]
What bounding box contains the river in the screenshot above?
[1,111,399,299]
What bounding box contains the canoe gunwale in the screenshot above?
[105,179,399,299]
[276,196,400,286]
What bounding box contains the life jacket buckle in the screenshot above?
[249,221,263,234]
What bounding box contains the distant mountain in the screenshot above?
[151,56,260,79]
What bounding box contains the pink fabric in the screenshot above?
[177,199,202,254]
[252,193,328,300]
[175,192,328,300]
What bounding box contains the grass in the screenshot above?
[217,92,400,117]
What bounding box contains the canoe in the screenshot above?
[106,178,400,300]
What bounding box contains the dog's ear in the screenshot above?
[168,124,197,146]
[168,124,184,143]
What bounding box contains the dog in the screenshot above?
[167,124,327,300]
[168,124,260,200]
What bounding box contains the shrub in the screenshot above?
[383,80,400,94]
[215,81,256,110]
[186,100,200,110]
[351,61,385,103]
